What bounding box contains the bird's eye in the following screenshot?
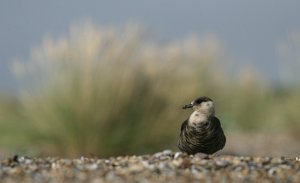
[197,100,204,104]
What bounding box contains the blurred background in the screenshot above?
[0,1,300,158]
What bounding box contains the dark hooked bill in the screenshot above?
[182,103,193,109]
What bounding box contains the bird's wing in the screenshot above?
[180,118,189,132]
[211,116,221,126]
[210,116,226,149]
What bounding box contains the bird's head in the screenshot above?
[182,96,215,116]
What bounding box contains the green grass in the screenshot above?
[1,22,299,157]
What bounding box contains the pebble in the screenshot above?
[174,152,183,159]
[0,151,299,182]
[215,159,229,167]
[162,150,173,156]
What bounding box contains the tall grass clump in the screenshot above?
[12,22,229,156]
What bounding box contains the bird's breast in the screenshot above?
[188,111,208,126]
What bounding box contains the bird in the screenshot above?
[178,96,226,155]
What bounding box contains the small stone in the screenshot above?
[174,152,183,159]
[153,152,163,158]
[268,167,278,176]
[172,159,182,167]
[194,153,209,159]
[129,164,143,172]
[24,158,33,164]
[216,160,229,167]
[271,157,284,164]
[18,156,25,163]
[180,158,191,169]
[86,163,98,170]
[162,150,173,156]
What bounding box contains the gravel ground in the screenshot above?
[0,151,299,183]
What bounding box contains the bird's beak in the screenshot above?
[182,103,193,109]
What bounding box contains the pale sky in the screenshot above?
[1,0,300,93]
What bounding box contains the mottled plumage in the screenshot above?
[178,97,226,155]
